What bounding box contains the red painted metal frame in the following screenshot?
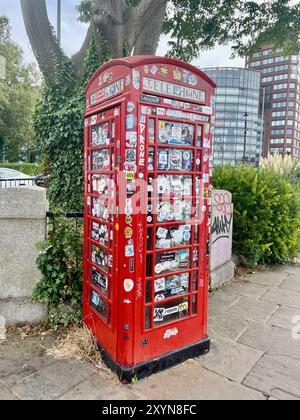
[83,56,216,371]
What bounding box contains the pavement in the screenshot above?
[0,264,300,400]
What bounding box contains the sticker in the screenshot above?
[99,71,112,86]
[124,299,132,305]
[124,279,134,293]
[127,102,136,113]
[125,246,135,258]
[173,69,182,81]
[157,108,166,116]
[126,132,137,148]
[140,94,161,105]
[203,174,209,183]
[183,70,190,84]
[164,328,179,339]
[115,224,120,231]
[125,199,133,216]
[125,74,131,86]
[124,163,137,173]
[189,75,197,86]
[126,115,136,130]
[140,115,146,123]
[91,115,97,126]
[138,173,144,179]
[126,149,137,164]
[144,65,149,74]
[133,69,140,89]
[141,106,152,115]
[147,216,153,223]
[125,227,133,239]
[204,123,210,134]
[129,259,134,272]
[84,118,89,128]
[151,65,158,75]
[126,216,133,225]
[159,66,169,78]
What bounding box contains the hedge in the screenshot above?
[213,165,300,267]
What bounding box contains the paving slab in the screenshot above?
[261,288,300,310]
[209,290,240,312]
[196,337,263,383]
[131,362,266,400]
[10,359,97,400]
[280,276,300,293]
[216,296,279,323]
[243,354,300,400]
[0,381,18,400]
[247,271,288,287]
[59,373,141,401]
[208,315,250,341]
[238,324,300,359]
[267,306,300,331]
[0,335,58,386]
[222,281,269,299]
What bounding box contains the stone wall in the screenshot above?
[0,187,47,324]
[210,189,235,289]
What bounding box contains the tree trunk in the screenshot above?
[20,0,64,82]
[21,0,167,82]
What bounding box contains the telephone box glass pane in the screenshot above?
[158,121,195,146]
[90,197,110,221]
[156,225,192,249]
[92,245,112,273]
[156,175,193,197]
[91,267,108,297]
[91,290,107,321]
[155,249,190,276]
[91,221,109,247]
[154,273,190,302]
[91,122,110,147]
[156,200,192,223]
[92,149,110,171]
[158,149,194,172]
[154,297,189,326]
[92,174,111,196]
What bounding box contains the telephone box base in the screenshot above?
[97,337,211,384]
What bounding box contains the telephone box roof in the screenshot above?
[86,55,217,91]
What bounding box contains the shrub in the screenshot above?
[33,216,84,326]
[0,163,42,176]
[213,165,300,267]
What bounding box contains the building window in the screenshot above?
[274,56,289,63]
[274,83,288,90]
[273,92,287,99]
[262,58,274,65]
[261,76,273,83]
[272,102,287,108]
[274,74,288,81]
[272,111,286,117]
[272,120,286,127]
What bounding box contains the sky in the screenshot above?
[0,0,245,69]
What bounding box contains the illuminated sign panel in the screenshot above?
[90,79,124,106]
[143,77,206,103]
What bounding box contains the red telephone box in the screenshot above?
[83,56,216,382]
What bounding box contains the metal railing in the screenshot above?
[0,176,47,189]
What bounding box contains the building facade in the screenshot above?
[246,46,300,158]
[203,67,262,166]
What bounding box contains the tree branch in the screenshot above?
[132,0,168,55]
[20,0,63,81]
[91,0,128,58]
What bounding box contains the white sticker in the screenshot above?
[125,245,135,257]
[124,279,134,293]
[91,115,97,126]
[164,328,179,340]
